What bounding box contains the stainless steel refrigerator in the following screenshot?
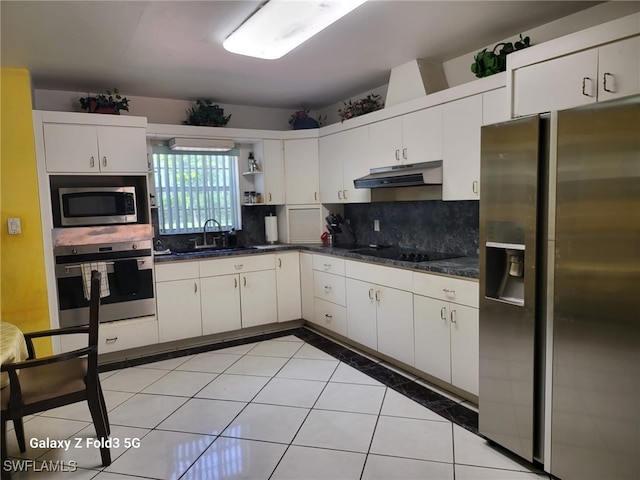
[478,98,639,479]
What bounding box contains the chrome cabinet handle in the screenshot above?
[278,258,282,268]
[472,180,479,194]
[314,192,318,201]
[194,282,198,293]
[368,288,374,300]
[582,77,593,97]
[268,192,272,202]
[90,156,95,168]
[243,276,247,287]
[441,307,447,320]
[603,72,614,93]
[443,288,455,297]
[234,264,243,270]
[102,156,107,168]
[324,285,332,293]
[323,263,331,271]
[402,148,407,160]
[395,149,400,161]
[343,190,348,199]
[234,278,238,288]
[325,314,333,322]
[450,309,457,324]
[375,290,381,302]
[105,337,118,344]
[338,190,342,200]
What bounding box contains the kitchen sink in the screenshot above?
[171,245,257,255]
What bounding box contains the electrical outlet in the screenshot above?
[374,219,380,232]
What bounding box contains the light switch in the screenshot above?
[8,218,21,235]
[374,219,380,232]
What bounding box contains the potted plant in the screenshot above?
[79,88,129,114]
[338,93,383,122]
[471,34,531,78]
[288,108,325,130]
[183,99,231,127]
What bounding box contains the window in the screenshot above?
[152,147,241,234]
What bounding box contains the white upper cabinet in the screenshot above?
[513,36,640,116]
[43,123,147,173]
[482,88,510,126]
[442,94,482,201]
[597,36,640,102]
[319,126,370,204]
[368,106,443,169]
[262,139,286,204]
[284,138,320,204]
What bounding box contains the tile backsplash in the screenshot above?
[343,200,479,256]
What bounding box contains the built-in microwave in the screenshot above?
[59,186,137,226]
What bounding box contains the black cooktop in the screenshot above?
[350,247,463,263]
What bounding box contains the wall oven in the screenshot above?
[59,186,137,227]
[53,226,155,328]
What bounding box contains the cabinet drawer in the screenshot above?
[99,316,159,354]
[345,260,412,291]
[200,254,275,277]
[313,254,345,275]
[60,316,159,354]
[313,271,346,306]
[313,298,347,337]
[155,261,199,282]
[413,272,479,307]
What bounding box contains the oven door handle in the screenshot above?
[63,259,146,274]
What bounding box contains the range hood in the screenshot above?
[354,160,443,189]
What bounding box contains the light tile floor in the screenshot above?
[4,334,549,479]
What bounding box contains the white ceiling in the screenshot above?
[1,1,603,109]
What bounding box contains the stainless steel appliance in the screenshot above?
[54,237,155,327]
[325,213,356,246]
[479,98,639,479]
[353,160,443,188]
[59,186,137,226]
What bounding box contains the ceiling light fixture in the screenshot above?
[223,0,368,60]
[168,138,235,152]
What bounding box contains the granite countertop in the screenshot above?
[154,244,479,279]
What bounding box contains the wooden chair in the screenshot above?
[1,270,111,478]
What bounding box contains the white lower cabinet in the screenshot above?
[60,316,159,354]
[314,298,347,336]
[156,262,203,343]
[345,261,414,364]
[275,252,301,322]
[310,254,346,336]
[300,252,315,322]
[240,269,277,328]
[413,272,479,395]
[200,275,241,335]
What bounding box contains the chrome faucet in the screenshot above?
[201,218,222,247]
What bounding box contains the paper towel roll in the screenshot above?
[265,215,278,244]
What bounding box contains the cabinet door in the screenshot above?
[376,286,414,367]
[402,106,443,164]
[597,36,640,102]
[276,252,301,322]
[319,133,344,203]
[413,295,451,383]
[300,252,315,322]
[201,274,241,335]
[156,279,202,342]
[482,88,510,126]
[341,126,371,203]
[240,269,277,328]
[513,48,598,116]
[449,303,479,395]
[262,139,286,204]
[369,116,402,168]
[97,126,148,172]
[284,138,319,204]
[346,278,377,350]
[43,123,99,173]
[442,94,482,200]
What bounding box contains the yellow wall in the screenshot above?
[1,68,52,355]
